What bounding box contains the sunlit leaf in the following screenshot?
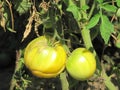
[116,0,120,7]
[100,15,114,44]
[116,8,120,17]
[86,14,100,29]
[101,4,117,12]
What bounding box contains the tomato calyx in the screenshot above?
[44,35,61,47]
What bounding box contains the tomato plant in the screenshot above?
[0,0,120,89]
[24,36,67,78]
[66,48,96,80]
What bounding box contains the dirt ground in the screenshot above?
[0,66,14,90]
[0,66,118,90]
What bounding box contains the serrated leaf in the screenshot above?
[63,0,81,20]
[100,15,114,44]
[116,0,120,7]
[67,5,81,21]
[14,0,31,15]
[86,14,100,29]
[102,4,117,12]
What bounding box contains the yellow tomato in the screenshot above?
[66,48,96,80]
[24,36,67,78]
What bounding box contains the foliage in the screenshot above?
[13,0,32,15]
[1,0,120,90]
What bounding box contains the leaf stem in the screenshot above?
[6,0,15,32]
[88,1,96,20]
[10,50,21,90]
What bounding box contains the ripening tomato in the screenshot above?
[66,48,96,80]
[24,36,67,78]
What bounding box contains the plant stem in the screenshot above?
[80,0,101,73]
[81,28,102,73]
[101,62,117,90]
[88,1,96,20]
[10,50,22,90]
[60,72,69,90]
[80,0,87,20]
[81,28,93,50]
[79,0,116,89]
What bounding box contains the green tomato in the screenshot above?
[24,36,67,78]
[66,48,96,80]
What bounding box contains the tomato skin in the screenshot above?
[24,36,66,78]
[66,48,96,80]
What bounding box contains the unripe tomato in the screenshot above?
[66,48,96,80]
[24,36,67,78]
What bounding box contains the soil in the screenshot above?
[0,66,14,90]
[0,65,105,90]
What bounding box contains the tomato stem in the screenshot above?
[79,0,116,89]
[49,29,62,47]
[81,27,102,74]
[60,72,69,90]
[79,0,102,74]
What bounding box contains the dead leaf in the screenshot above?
[0,15,6,31]
[21,8,35,42]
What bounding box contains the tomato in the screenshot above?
[66,48,96,80]
[24,36,67,78]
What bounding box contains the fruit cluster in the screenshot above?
[24,36,96,80]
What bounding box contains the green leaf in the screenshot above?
[86,14,100,29]
[115,33,120,48]
[116,0,120,7]
[101,4,117,12]
[63,0,81,21]
[14,0,31,15]
[67,5,81,21]
[96,0,103,3]
[100,15,114,44]
[81,5,89,11]
[116,8,120,17]
[43,18,53,29]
